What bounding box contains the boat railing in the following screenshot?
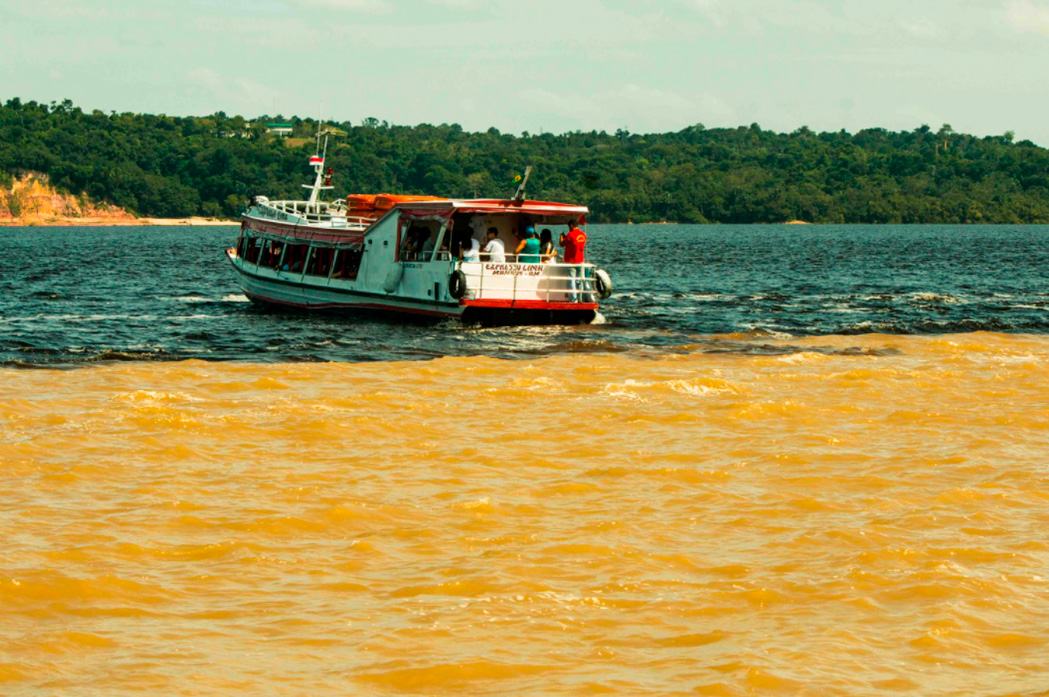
[425,252,561,264]
[402,252,595,303]
[456,259,598,304]
[255,199,372,230]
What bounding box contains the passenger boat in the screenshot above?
[226,131,612,324]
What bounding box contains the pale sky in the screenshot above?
[3,0,1049,143]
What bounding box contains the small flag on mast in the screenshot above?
[310,155,324,165]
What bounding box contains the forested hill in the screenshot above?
[2,98,1048,224]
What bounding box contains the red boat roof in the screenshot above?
[343,194,587,220]
[391,198,589,216]
[356,197,591,216]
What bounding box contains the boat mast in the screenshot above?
[512,165,532,202]
[304,124,345,210]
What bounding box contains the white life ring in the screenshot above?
[594,268,613,299]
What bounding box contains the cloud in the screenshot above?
[520,82,734,134]
[291,0,392,12]
[425,0,489,8]
[1005,0,1049,34]
[186,68,283,110]
[187,68,224,90]
[685,0,727,27]
[1,1,168,21]
[901,19,940,40]
[600,0,729,29]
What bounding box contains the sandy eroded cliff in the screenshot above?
[0,171,139,225]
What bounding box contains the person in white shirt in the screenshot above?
[461,235,481,262]
[481,227,505,262]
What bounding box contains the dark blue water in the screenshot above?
[3,224,1049,365]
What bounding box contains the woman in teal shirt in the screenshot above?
[515,226,541,263]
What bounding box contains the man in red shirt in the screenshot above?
[560,221,587,264]
[560,220,589,301]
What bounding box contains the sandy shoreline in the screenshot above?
[0,216,238,227]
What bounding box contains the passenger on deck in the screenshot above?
[561,221,587,264]
[461,235,481,263]
[402,229,418,260]
[482,227,506,262]
[539,228,558,263]
[284,245,305,272]
[515,226,541,263]
[561,220,588,301]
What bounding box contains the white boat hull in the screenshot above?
[229,252,463,318]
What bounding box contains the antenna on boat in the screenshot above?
[304,122,346,208]
[512,165,532,202]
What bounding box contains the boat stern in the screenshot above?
[454,261,606,324]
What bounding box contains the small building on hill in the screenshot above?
[265,123,293,137]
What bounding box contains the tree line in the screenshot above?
[2,98,1048,223]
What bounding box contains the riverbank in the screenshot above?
[1,172,238,227]
[0,216,237,226]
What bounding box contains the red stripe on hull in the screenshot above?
[461,299,599,311]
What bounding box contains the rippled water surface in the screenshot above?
[4,224,1049,364]
[3,225,1049,695]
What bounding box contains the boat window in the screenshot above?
[284,244,309,273]
[243,236,259,263]
[400,222,439,262]
[262,240,285,269]
[305,247,334,277]
[333,245,363,280]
